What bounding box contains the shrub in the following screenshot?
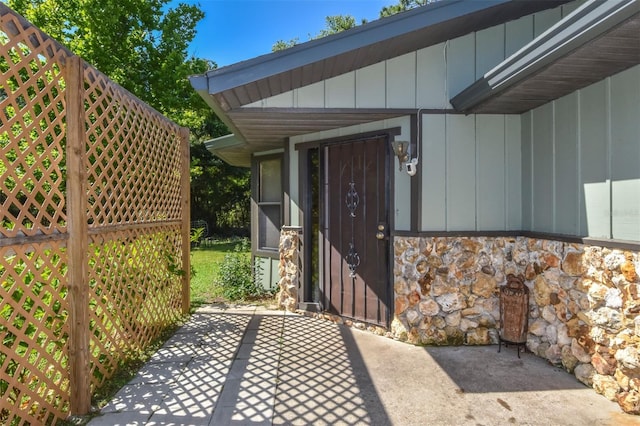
[215,239,266,301]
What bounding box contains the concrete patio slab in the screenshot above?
[87,305,640,426]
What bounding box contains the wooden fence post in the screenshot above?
[180,127,191,315]
[65,55,91,415]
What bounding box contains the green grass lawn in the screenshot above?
[190,239,247,307]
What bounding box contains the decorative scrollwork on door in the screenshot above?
[345,180,360,277]
[346,243,360,278]
[345,181,359,218]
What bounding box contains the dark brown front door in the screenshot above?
[321,136,390,326]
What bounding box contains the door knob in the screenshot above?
[376,223,386,240]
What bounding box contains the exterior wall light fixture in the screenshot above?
[391,139,409,171]
[391,138,418,177]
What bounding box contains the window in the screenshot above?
[256,156,282,250]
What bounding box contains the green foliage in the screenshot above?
[272,0,437,51]
[8,0,248,236]
[380,0,431,17]
[190,240,239,307]
[315,15,361,38]
[272,14,362,51]
[272,38,299,52]
[190,227,205,244]
[190,143,250,234]
[8,0,208,125]
[215,239,265,301]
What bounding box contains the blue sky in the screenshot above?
[175,0,392,67]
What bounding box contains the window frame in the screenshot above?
[252,153,283,257]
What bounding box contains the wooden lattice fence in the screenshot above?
[0,5,190,424]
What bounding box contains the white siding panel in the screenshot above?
[446,115,476,230]
[523,67,639,241]
[386,53,416,108]
[580,81,610,238]
[416,43,448,108]
[296,81,325,108]
[255,257,279,291]
[475,25,505,79]
[447,34,476,99]
[610,67,640,240]
[263,91,294,107]
[421,114,446,231]
[532,103,554,232]
[505,15,533,57]
[505,115,522,230]
[554,94,579,235]
[612,180,640,241]
[356,62,386,108]
[534,7,562,37]
[325,73,355,108]
[476,115,505,230]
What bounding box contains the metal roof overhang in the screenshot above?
[190,0,571,166]
[204,134,250,168]
[451,0,640,114]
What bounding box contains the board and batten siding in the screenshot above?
[247,3,576,111]
[522,65,640,241]
[254,256,280,292]
[287,112,522,233]
[421,114,522,232]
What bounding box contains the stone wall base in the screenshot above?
[393,236,639,414]
[276,228,300,311]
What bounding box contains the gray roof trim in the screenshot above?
[451,0,640,113]
[204,134,244,151]
[204,134,250,168]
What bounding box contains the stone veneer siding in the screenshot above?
[276,228,300,311]
[393,236,639,414]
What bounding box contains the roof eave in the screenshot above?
[204,134,251,168]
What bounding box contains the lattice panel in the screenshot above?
[87,226,184,389]
[83,65,184,227]
[0,243,70,426]
[1,5,188,423]
[0,10,68,239]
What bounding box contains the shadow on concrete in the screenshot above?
[423,344,588,394]
[90,309,638,426]
[210,313,392,425]
[272,315,392,425]
[209,313,283,425]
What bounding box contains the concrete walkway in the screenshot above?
[87,305,639,426]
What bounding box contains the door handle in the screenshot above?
[376,223,386,240]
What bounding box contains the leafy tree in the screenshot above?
[315,15,364,38]
[272,38,300,52]
[272,0,434,51]
[190,144,249,235]
[9,0,250,235]
[9,0,205,124]
[380,0,429,17]
[273,14,363,51]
